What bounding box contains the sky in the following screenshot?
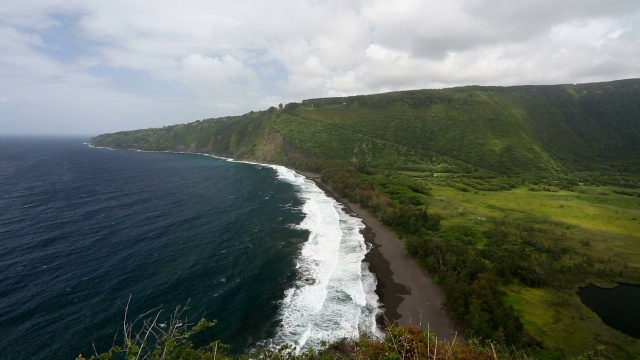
[1,1,639,135]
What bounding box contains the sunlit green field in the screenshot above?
[505,286,640,358]
[428,185,640,269]
[425,183,640,358]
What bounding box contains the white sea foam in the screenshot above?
[265,165,383,351]
[85,145,383,349]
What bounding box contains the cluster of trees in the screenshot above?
[405,225,524,345]
[286,158,437,231]
[312,162,441,234]
[403,211,636,347]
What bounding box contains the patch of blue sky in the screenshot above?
[36,13,94,63]
[250,58,288,85]
[89,65,189,98]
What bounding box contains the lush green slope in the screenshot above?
[92,79,640,176]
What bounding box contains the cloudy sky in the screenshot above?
[1,0,639,135]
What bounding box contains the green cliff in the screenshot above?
[92,79,640,176]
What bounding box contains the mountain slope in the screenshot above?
[92,79,640,176]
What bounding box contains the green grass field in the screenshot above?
[505,286,640,358]
[428,184,640,269]
[425,181,640,357]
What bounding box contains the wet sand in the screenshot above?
[298,171,453,339]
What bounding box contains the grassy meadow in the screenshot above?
[427,183,640,272]
[505,286,640,358]
[423,179,640,358]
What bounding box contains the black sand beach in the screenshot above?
[298,171,453,339]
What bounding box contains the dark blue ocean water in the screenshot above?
[0,137,380,359]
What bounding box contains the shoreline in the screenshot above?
[297,171,453,339]
[88,144,454,338]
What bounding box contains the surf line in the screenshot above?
[86,144,383,350]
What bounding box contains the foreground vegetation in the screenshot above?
[90,79,640,359]
[77,304,610,360]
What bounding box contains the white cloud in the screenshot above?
[182,54,254,84]
[0,0,639,134]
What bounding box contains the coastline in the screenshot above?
[88,144,454,339]
[297,171,453,339]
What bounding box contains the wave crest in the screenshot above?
[266,165,383,351]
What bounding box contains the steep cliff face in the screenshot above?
[250,128,316,162]
[91,79,640,176]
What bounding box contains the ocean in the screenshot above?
[0,137,381,359]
